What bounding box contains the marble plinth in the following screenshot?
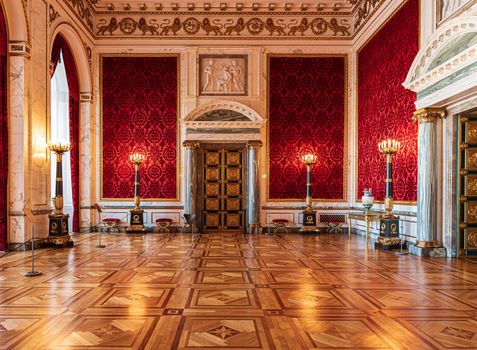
[409,244,447,257]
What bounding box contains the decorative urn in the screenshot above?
[361,188,374,211]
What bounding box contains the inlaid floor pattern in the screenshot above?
[1,232,477,349]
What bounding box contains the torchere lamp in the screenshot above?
[127,152,146,233]
[48,142,73,247]
[376,138,402,250]
[300,153,318,232]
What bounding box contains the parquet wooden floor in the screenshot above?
[1,232,477,349]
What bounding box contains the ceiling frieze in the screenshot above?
[94,15,353,38]
[57,0,386,40]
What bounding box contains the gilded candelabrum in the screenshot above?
[49,142,70,215]
[130,152,145,209]
[301,153,317,211]
[378,139,401,218]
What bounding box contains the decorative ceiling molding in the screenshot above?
[58,0,385,40]
[62,0,94,32]
[353,0,386,31]
[184,101,265,122]
[404,16,477,93]
[85,1,357,13]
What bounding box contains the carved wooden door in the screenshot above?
[201,146,244,232]
[458,113,477,257]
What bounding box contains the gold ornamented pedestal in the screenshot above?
[375,139,401,250]
[48,143,73,247]
[127,153,146,233]
[300,153,318,232]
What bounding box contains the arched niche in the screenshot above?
[404,16,477,100]
[183,101,265,141]
[50,23,91,95]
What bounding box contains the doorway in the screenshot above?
[199,144,245,232]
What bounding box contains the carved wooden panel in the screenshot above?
[206,168,220,181]
[464,202,477,224]
[227,152,241,165]
[465,175,477,196]
[227,168,241,181]
[465,122,477,143]
[206,183,220,196]
[226,198,241,211]
[206,198,220,211]
[226,183,241,196]
[465,230,477,249]
[226,213,241,228]
[465,149,477,170]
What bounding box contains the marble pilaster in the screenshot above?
[411,108,447,256]
[8,46,29,244]
[79,93,93,231]
[183,141,199,224]
[247,141,262,233]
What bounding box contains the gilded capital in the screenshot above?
[247,141,263,148]
[182,140,200,149]
[412,108,446,123]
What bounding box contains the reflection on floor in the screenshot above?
[1,232,477,349]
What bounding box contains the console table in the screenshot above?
[347,211,381,241]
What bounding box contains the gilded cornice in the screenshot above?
[412,108,447,123]
[182,141,200,148]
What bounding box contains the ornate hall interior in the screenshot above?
[1,0,477,349]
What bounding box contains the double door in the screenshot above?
[200,145,244,232]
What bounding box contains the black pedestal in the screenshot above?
[375,217,401,250]
[127,209,146,233]
[48,214,73,247]
[301,210,317,232]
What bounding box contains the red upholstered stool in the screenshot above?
[271,219,289,234]
[102,218,121,233]
[156,218,173,233]
[320,214,346,234]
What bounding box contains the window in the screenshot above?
[50,50,73,231]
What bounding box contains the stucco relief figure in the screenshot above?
[216,64,232,92]
[203,60,215,92]
[200,56,247,95]
[442,0,470,20]
[229,60,244,92]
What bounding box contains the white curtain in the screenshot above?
[50,50,73,232]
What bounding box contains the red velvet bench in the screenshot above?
[156,218,173,233]
[102,218,121,233]
[271,219,289,234]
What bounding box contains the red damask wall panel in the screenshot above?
[357,0,418,202]
[269,56,346,200]
[102,56,178,199]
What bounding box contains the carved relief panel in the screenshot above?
[199,55,247,96]
[439,0,472,23]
